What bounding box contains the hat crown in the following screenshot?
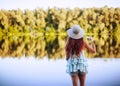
[67,24,84,39]
[72,25,80,34]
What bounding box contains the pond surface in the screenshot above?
[0,57,120,86]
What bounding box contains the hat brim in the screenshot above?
[67,28,84,39]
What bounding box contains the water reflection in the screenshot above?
[0,7,120,58]
[0,30,120,59]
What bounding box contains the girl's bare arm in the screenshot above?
[84,41,96,53]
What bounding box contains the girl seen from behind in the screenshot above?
[65,25,96,86]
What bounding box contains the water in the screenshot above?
[0,57,120,86]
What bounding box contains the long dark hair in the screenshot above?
[65,37,85,58]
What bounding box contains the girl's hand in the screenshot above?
[86,36,94,42]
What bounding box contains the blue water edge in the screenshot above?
[0,57,120,86]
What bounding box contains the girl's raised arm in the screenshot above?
[84,38,96,53]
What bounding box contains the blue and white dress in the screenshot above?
[66,51,88,74]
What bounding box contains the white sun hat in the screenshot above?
[67,24,84,39]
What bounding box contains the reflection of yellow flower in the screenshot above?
[45,27,56,43]
[0,30,3,41]
[114,27,120,43]
[30,29,44,39]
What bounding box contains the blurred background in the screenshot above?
[0,0,120,86]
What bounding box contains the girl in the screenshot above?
[65,25,96,86]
